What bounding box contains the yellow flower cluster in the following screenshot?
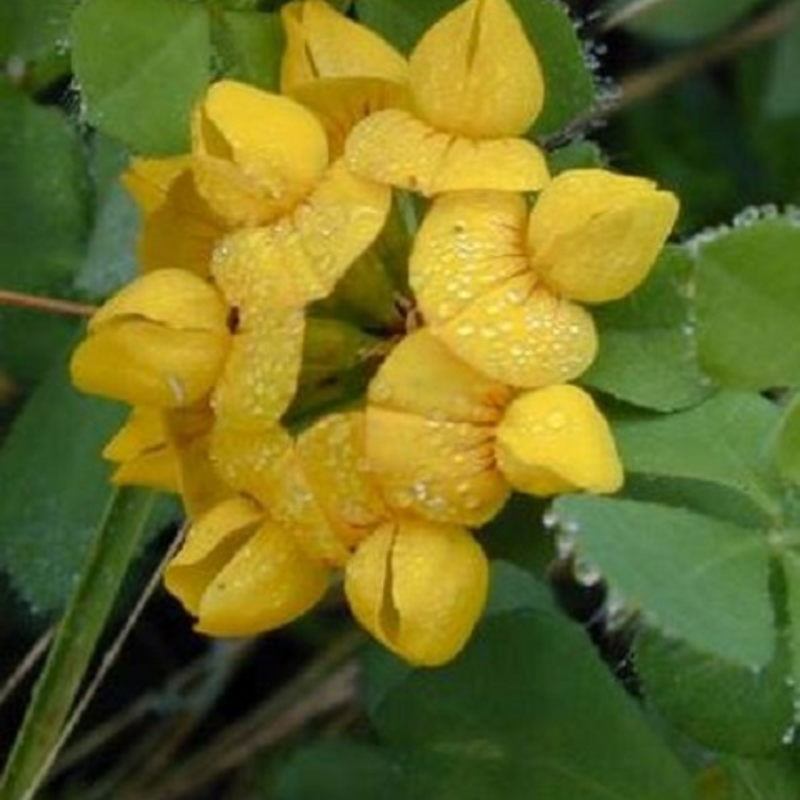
[70,0,678,666]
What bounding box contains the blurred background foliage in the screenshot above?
[1,0,800,798]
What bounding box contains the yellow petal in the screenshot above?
[110,448,178,491]
[345,519,489,666]
[195,519,330,636]
[435,275,597,388]
[495,385,623,496]
[103,409,179,491]
[71,321,228,408]
[296,412,388,545]
[212,309,305,428]
[369,329,511,424]
[291,77,409,158]
[409,0,544,138]
[163,408,232,519]
[527,169,680,303]
[89,269,229,332]
[137,171,225,277]
[280,0,407,92]
[410,191,529,324]
[366,406,509,526]
[164,496,264,614]
[193,81,329,213]
[210,421,294,507]
[122,156,193,214]
[212,160,390,309]
[345,109,548,195]
[103,408,166,462]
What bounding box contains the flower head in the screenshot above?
[410,171,679,387]
[345,0,549,195]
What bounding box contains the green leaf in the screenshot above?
[0,487,156,800]
[779,550,800,717]
[373,606,695,800]
[0,350,125,613]
[355,0,595,135]
[214,10,283,91]
[766,17,800,119]
[719,753,800,800]
[612,392,783,517]
[71,0,211,154]
[776,393,800,489]
[636,626,794,755]
[0,0,77,62]
[615,0,766,42]
[695,217,800,390]
[0,85,89,286]
[554,496,775,667]
[583,247,714,411]
[274,741,407,800]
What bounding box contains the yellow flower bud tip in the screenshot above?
[71,272,232,409]
[527,169,681,304]
[122,156,193,215]
[280,0,407,94]
[191,81,330,220]
[495,384,623,497]
[345,519,489,666]
[410,0,544,138]
[166,498,330,637]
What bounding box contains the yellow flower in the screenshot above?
[194,81,391,428]
[366,330,622,526]
[410,171,679,387]
[281,0,409,157]
[210,412,388,566]
[70,269,231,408]
[345,518,489,666]
[345,0,549,195]
[122,156,225,276]
[164,495,330,637]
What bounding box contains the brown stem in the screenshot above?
[0,290,97,318]
[602,0,676,32]
[0,627,55,711]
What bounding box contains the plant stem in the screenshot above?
[0,289,96,318]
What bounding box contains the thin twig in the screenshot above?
[557,0,800,141]
[602,0,675,32]
[617,0,800,108]
[0,290,97,318]
[139,632,364,800]
[26,529,185,800]
[0,627,55,711]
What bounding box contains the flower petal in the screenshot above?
[195,519,330,636]
[71,321,228,408]
[495,385,623,496]
[291,77,409,158]
[409,0,544,138]
[212,309,305,428]
[411,191,529,324]
[89,269,229,332]
[212,161,390,310]
[164,496,264,614]
[368,328,511,424]
[193,81,329,213]
[122,156,193,215]
[103,409,178,491]
[296,412,388,545]
[527,169,680,303]
[210,420,294,507]
[345,110,548,195]
[345,520,489,666]
[435,275,597,388]
[281,0,407,92]
[366,406,509,525]
[136,172,225,276]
